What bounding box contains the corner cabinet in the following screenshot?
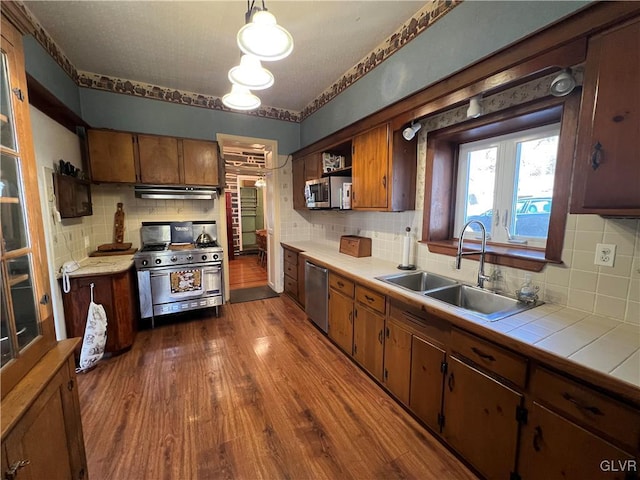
[1,14,87,479]
[351,124,417,211]
[87,129,221,187]
[570,17,640,215]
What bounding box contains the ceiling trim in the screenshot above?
[11,0,459,123]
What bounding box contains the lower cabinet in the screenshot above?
[443,356,523,480]
[383,318,412,405]
[353,286,385,382]
[62,267,138,355]
[519,402,635,480]
[282,245,305,307]
[409,335,446,433]
[328,287,354,355]
[2,340,88,480]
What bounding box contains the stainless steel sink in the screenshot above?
[377,271,458,292]
[424,284,535,321]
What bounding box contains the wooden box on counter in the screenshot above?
[340,235,372,257]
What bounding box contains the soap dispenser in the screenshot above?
[516,273,539,304]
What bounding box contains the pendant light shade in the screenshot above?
[237,10,294,61]
[254,176,266,188]
[222,84,261,111]
[228,54,274,90]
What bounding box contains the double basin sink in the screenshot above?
[377,271,538,322]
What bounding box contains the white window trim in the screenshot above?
[455,123,560,248]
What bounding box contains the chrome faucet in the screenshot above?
[456,220,491,289]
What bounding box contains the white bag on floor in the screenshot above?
[77,283,108,373]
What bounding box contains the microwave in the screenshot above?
[305,176,352,209]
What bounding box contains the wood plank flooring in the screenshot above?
[229,254,268,290]
[76,296,477,479]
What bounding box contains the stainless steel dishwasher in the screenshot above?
[305,261,328,332]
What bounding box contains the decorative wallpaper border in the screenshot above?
[15,0,459,123]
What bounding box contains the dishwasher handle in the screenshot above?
[305,261,328,274]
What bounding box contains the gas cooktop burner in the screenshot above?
[140,243,168,252]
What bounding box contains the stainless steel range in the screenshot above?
[134,221,224,327]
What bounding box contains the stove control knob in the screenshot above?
[201,254,207,261]
[213,254,219,260]
[186,255,193,261]
[155,258,162,265]
[141,260,148,266]
[171,256,178,262]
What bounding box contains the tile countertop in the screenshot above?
[57,255,135,279]
[282,241,640,401]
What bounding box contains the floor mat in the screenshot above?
[229,285,280,304]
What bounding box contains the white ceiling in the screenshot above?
[22,1,427,112]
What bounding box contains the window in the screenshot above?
[455,124,560,248]
[421,93,580,272]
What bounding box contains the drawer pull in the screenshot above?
[562,392,604,416]
[533,426,543,452]
[591,141,602,170]
[364,295,375,303]
[471,346,496,362]
[337,281,345,288]
[448,372,455,392]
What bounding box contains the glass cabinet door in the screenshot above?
[1,46,43,368]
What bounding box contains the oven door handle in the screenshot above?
[150,272,170,278]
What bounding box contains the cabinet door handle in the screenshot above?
[562,392,604,416]
[471,347,496,362]
[40,293,50,305]
[591,141,602,170]
[5,460,30,480]
[382,175,387,188]
[337,281,344,288]
[378,329,383,344]
[348,311,353,323]
[364,295,375,303]
[533,426,543,452]
[448,372,455,392]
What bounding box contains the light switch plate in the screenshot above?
[594,243,616,267]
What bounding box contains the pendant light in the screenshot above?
[254,176,266,188]
[222,84,261,111]
[228,54,274,90]
[237,7,293,61]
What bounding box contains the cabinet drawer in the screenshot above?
[284,261,298,281]
[530,366,640,452]
[284,276,298,297]
[284,249,298,265]
[355,285,386,314]
[329,273,354,298]
[451,329,527,388]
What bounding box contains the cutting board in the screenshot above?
[97,242,132,252]
[90,248,138,257]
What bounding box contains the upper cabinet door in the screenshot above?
[138,134,180,184]
[87,130,137,183]
[570,18,640,215]
[1,17,55,396]
[352,124,389,209]
[182,139,219,186]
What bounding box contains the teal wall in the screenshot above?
[300,0,591,147]
[23,0,591,153]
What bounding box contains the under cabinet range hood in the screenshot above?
[134,185,218,200]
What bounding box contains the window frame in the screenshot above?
[421,92,580,272]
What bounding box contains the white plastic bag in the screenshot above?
[77,283,108,373]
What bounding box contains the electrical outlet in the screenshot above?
[594,243,616,267]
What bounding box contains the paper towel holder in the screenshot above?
[398,226,417,270]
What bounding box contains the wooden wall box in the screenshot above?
[340,236,372,257]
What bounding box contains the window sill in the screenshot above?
[425,240,562,272]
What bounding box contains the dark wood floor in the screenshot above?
[229,254,268,290]
[76,296,476,479]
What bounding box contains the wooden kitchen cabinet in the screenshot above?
[282,245,304,308]
[353,285,385,381]
[303,152,322,181]
[443,355,523,479]
[61,268,138,355]
[410,335,446,433]
[137,134,180,184]
[351,124,417,211]
[182,139,220,186]
[291,156,306,210]
[87,129,137,183]
[519,402,635,480]
[53,173,92,218]
[328,273,354,354]
[383,318,412,405]
[570,17,640,215]
[2,340,88,480]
